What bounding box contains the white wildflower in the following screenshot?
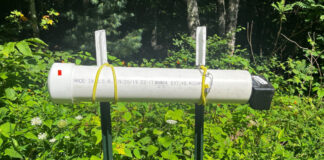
[65,135,70,139]
[75,115,83,120]
[49,138,56,143]
[31,117,42,126]
[166,119,177,125]
[57,119,68,128]
[38,133,47,140]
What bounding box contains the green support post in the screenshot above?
[195,104,204,160]
[100,102,113,160]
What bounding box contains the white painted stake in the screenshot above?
[195,26,206,66]
[95,30,108,66]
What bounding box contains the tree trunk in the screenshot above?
[151,23,163,50]
[216,0,226,37]
[151,11,163,51]
[29,0,39,37]
[186,0,200,39]
[226,0,240,55]
[83,0,89,9]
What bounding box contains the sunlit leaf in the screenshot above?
[158,136,173,148]
[123,112,132,122]
[139,136,151,145]
[146,145,158,156]
[0,108,9,118]
[24,132,38,140]
[26,38,48,46]
[133,149,141,159]
[278,128,285,140]
[44,119,53,129]
[124,148,132,158]
[16,41,32,56]
[0,122,16,138]
[0,72,8,80]
[153,129,163,136]
[5,88,16,100]
[2,42,16,57]
[90,155,101,160]
[94,129,102,145]
[76,58,81,65]
[78,127,87,136]
[5,147,22,159]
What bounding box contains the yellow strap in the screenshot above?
[92,63,118,104]
[199,65,209,106]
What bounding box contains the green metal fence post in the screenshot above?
[195,104,204,160]
[100,102,113,160]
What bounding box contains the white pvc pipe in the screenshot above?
[48,63,252,104]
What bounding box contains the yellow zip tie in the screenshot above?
[199,65,209,106]
[92,63,118,104]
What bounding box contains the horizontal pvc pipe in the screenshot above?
[48,63,252,104]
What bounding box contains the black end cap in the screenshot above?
[249,75,275,110]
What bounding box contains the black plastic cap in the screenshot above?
[249,75,275,110]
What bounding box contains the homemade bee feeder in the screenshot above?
[48,27,274,160]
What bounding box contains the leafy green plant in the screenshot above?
[0,36,323,159]
[5,10,29,32]
[40,9,60,30]
[0,38,102,159]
